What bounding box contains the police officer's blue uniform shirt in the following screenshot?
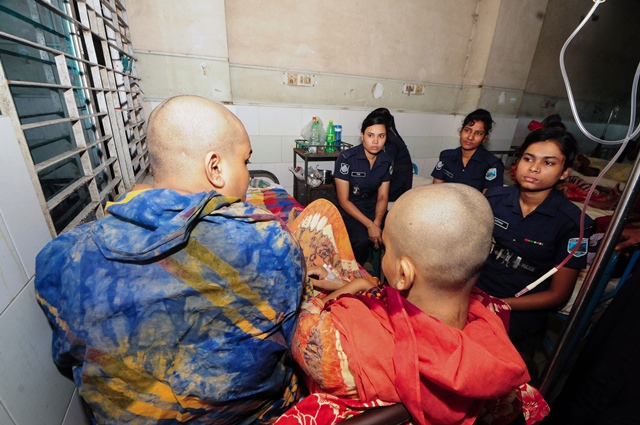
[431,146,504,191]
[333,144,392,208]
[476,186,595,339]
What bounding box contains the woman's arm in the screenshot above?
[319,278,376,305]
[369,182,390,248]
[432,178,444,184]
[335,179,384,248]
[501,267,580,311]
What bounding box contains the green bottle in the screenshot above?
[325,120,335,153]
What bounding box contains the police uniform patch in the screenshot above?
[389,165,394,175]
[340,163,349,175]
[494,217,509,230]
[485,167,497,181]
[436,161,444,171]
[567,238,588,257]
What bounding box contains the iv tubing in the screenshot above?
[515,0,640,297]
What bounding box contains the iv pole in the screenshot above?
[539,151,640,397]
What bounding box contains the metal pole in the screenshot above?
[539,152,640,397]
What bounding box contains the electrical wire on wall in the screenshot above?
[515,0,640,297]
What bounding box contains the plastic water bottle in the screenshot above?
[309,117,320,147]
[334,125,342,150]
[325,120,335,153]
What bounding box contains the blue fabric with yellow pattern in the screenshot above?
[35,189,304,424]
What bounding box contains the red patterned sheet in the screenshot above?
[246,186,305,223]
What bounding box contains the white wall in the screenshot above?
[228,105,519,194]
[0,116,91,424]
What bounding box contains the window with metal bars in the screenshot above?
[0,0,148,235]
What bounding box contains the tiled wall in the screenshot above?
[217,104,632,195]
[227,105,520,194]
[0,117,91,425]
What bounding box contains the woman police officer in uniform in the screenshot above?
[475,128,594,379]
[431,108,503,193]
[333,111,393,265]
[369,108,413,202]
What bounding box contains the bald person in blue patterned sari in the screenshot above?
[35,96,304,424]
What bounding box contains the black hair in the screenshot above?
[462,109,493,134]
[541,114,562,127]
[361,110,389,133]
[520,128,579,170]
[370,107,394,128]
[546,121,566,131]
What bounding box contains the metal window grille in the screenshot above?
[0,0,148,236]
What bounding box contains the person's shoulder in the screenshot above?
[477,147,503,165]
[39,223,93,259]
[484,185,513,198]
[554,192,595,227]
[378,149,393,164]
[35,223,96,286]
[439,148,458,158]
[340,145,362,159]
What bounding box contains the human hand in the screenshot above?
[367,223,382,249]
[311,277,344,291]
[308,264,346,291]
[615,228,640,251]
[347,278,376,293]
[287,208,298,223]
[307,265,328,280]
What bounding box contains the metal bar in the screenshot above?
[46,174,93,210]
[8,80,107,91]
[21,111,107,130]
[0,31,97,67]
[34,147,84,173]
[0,59,57,236]
[33,0,90,32]
[33,135,112,172]
[539,152,640,396]
[60,200,101,234]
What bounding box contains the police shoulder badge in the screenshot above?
[436,161,444,171]
[485,167,497,181]
[340,163,349,175]
[389,165,393,175]
[567,237,588,257]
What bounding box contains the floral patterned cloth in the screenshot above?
[275,200,549,425]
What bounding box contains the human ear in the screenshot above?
[395,258,416,292]
[560,167,571,181]
[205,151,225,189]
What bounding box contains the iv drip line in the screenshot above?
[516,0,640,297]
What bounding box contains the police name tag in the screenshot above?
[443,170,454,179]
[567,238,588,257]
[351,172,366,177]
[485,167,497,181]
[494,217,509,230]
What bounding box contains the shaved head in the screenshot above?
[385,184,493,291]
[146,95,249,184]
